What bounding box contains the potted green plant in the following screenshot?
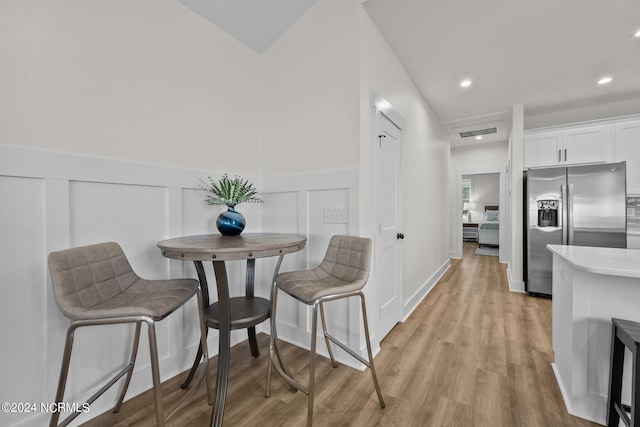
[199,174,262,235]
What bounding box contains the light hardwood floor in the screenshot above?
[83,242,599,426]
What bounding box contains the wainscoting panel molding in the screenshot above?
[0,145,359,427]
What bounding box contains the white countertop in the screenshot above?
[547,245,640,278]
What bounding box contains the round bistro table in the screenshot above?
[157,233,306,427]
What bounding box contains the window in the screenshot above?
[462,178,471,203]
[462,177,474,222]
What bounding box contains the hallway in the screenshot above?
[365,241,596,426]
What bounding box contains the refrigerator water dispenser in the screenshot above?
[537,200,558,227]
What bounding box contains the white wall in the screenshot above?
[259,0,453,335]
[359,4,451,318]
[261,171,363,360]
[260,0,360,176]
[0,0,455,424]
[508,105,525,291]
[0,0,263,175]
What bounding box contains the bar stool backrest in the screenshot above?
[48,242,140,320]
[317,235,371,288]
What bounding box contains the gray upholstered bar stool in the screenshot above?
[48,242,211,427]
[265,235,385,426]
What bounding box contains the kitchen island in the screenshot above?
[547,244,640,424]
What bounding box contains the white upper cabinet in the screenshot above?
[563,125,611,164]
[523,131,563,168]
[524,124,611,168]
[615,119,640,195]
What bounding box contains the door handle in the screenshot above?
[397,233,405,239]
[561,184,567,244]
[567,184,574,245]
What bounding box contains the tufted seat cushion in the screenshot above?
[48,242,198,321]
[275,235,371,304]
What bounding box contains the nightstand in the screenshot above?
[463,223,478,241]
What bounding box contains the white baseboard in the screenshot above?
[402,258,451,322]
[507,263,526,293]
[551,362,605,425]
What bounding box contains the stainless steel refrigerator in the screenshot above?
[524,162,627,296]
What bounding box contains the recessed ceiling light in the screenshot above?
[635,29,640,37]
[476,136,483,140]
[598,76,613,85]
[460,79,471,88]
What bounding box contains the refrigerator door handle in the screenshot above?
[561,184,568,244]
[567,183,574,245]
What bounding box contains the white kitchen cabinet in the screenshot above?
[524,124,611,168]
[548,245,640,424]
[615,119,640,195]
[563,125,611,165]
[523,131,563,168]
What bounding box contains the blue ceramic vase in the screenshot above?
[216,206,245,236]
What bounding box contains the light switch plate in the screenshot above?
[323,207,348,224]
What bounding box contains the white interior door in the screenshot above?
[373,109,403,341]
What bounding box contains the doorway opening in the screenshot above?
[455,167,507,263]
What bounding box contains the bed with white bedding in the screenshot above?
[478,206,499,247]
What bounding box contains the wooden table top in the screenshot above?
[158,233,307,261]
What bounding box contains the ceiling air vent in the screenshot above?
[459,127,497,139]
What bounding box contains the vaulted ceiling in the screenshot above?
[178,0,318,53]
[179,0,640,147]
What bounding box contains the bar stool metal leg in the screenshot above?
[306,302,321,427]
[145,319,165,427]
[359,291,385,409]
[113,322,142,413]
[50,317,160,427]
[319,302,337,368]
[50,325,78,427]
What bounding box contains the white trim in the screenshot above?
[261,169,359,237]
[525,113,640,134]
[370,91,406,129]
[507,263,526,293]
[550,363,574,418]
[455,165,508,264]
[0,145,220,188]
[402,259,451,321]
